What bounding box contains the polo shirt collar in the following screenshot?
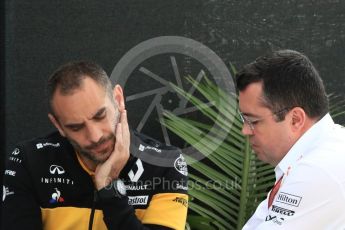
[274,113,334,180]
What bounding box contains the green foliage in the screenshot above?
[163,76,274,229]
[329,93,345,122]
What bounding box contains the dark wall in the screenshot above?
[1,0,5,220]
[5,0,188,153]
[4,0,345,155]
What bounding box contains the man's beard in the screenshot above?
[68,134,115,164]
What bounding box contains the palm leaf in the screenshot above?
[163,75,274,230]
[329,93,345,121]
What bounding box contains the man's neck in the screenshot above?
[76,152,97,173]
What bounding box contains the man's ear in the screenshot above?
[290,107,306,132]
[113,84,125,111]
[48,113,66,137]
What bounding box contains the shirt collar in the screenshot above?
[75,151,95,176]
[274,113,334,180]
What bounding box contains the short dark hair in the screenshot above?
[47,61,113,114]
[236,49,329,120]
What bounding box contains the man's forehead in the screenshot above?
[54,77,101,94]
[52,84,108,122]
[239,83,269,114]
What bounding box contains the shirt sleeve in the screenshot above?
[2,146,43,230]
[246,162,345,229]
[99,195,174,230]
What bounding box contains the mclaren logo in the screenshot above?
[49,165,65,175]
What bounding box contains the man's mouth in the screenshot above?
[250,142,259,151]
[87,136,113,153]
[91,140,110,153]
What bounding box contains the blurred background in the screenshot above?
[2,0,345,198]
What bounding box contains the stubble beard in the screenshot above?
[69,134,115,164]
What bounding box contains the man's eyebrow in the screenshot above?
[64,108,106,129]
[91,107,106,119]
[65,122,84,129]
[240,111,260,118]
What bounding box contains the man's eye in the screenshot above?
[250,120,260,125]
[66,124,84,131]
[95,111,106,120]
[70,126,82,132]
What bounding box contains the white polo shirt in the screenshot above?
[242,113,345,229]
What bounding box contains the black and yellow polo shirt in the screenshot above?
[2,130,188,230]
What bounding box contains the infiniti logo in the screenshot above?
[12,148,20,155]
[49,165,65,175]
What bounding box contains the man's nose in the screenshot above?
[241,123,254,136]
[86,124,103,143]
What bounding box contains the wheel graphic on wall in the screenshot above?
[110,36,236,166]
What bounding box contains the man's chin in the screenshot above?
[251,147,264,160]
[87,142,115,163]
[80,149,112,164]
[95,150,113,163]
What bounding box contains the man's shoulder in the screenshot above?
[129,129,185,168]
[296,145,345,185]
[124,130,188,195]
[14,131,71,155]
[132,129,179,147]
[5,131,74,177]
[130,129,181,156]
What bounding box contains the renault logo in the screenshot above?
[49,165,65,175]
